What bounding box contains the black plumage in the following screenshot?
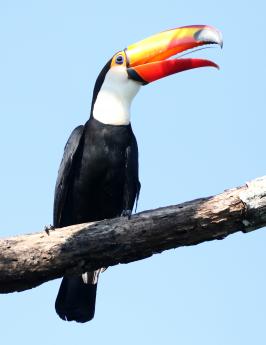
[54,62,140,323]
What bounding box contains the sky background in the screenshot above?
[0,1,265,344]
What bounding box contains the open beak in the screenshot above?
[126,25,223,84]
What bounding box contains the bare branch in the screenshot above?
[1,176,266,294]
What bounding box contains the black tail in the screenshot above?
[55,276,97,323]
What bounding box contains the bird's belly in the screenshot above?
[72,152,126,223]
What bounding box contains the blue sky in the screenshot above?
[0,1,266,344]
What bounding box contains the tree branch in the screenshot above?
[1,176,266,294]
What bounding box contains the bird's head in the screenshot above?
[91,25,223,125]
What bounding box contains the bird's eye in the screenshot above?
[115,55,124,65]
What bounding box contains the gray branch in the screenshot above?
[1,176,266,294]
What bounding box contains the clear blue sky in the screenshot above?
[0,1,265,344]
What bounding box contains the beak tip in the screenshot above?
[195,27,223,49]
[218,34,223,49]
[212,62,220,70]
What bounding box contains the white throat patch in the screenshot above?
[92,66,141,125]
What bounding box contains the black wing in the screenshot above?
[123,129,141,213]
[53,125,84,227]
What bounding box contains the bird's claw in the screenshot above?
[121,209,132,220]
[44,224,55,235]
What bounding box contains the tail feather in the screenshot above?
[55,275,97,323]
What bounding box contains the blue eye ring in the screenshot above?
[115,54,124,65]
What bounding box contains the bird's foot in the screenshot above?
[121,209,132,220]
[44,224,55,235]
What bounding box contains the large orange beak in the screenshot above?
[126,25,223,84]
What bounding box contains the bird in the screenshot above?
[53,24,223,323]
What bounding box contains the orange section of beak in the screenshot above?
[125,25,222,84]
[126,25,222,67]
[128,58,219,84]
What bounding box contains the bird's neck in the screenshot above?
[92,89,131,125]
[92,68,141,126]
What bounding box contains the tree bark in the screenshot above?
[1,176,266,294]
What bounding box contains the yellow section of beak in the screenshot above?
[126,25,222,67]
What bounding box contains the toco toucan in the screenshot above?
[54,24,223,323]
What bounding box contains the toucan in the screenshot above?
[54,25,223,323]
